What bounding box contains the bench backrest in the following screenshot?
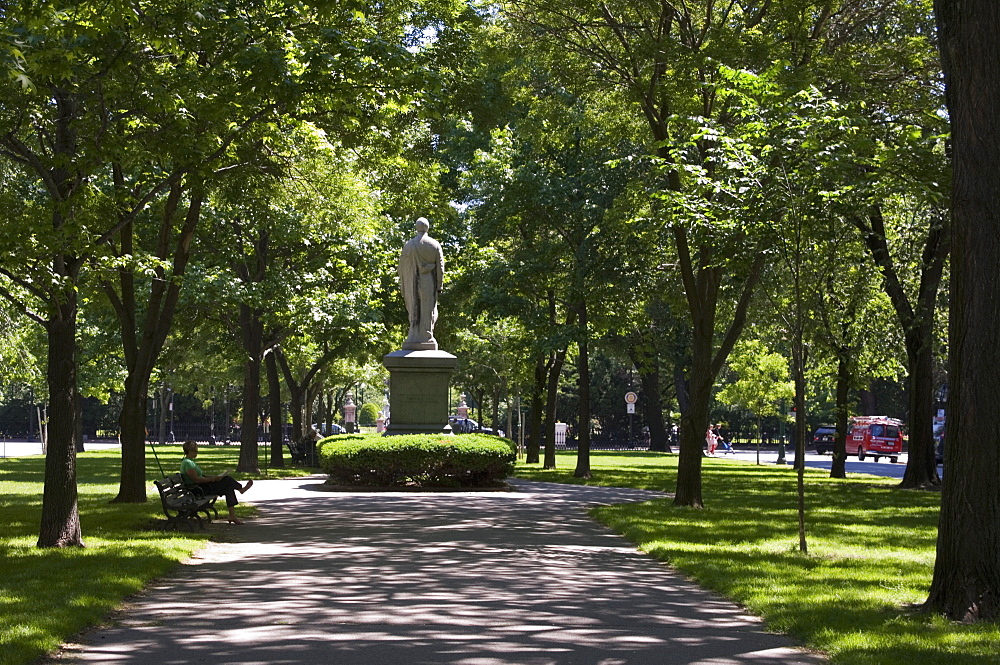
[155,474,203,510]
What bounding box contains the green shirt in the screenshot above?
[180,457,203,486]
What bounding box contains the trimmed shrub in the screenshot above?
[318,433,516,487]
[317,433,367,449]
[359,402,381,426]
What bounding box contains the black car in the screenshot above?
[812,425,836,454]
[449,417,495,435]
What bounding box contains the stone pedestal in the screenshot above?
[383,349,458,435]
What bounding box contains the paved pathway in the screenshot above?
[57,477,824,664]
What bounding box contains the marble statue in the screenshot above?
[398,217,444,350]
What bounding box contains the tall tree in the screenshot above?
[925,0,1000,623]
[0,4,156,545]
[716,340,794,465]
[505,0,853,505]
[805,0,948,488]
[100,0,447,498]
[0,0,428,537]
[850,204,948,488]
[810,232,899,479]
[463,89,637,477]
[197,128,385,472]
[627,324,671,453]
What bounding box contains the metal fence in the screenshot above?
[556,434,650,451]
[144,423,279,445]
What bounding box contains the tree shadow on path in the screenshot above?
[59,478,823,664]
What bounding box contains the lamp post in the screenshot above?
[224,385,231,444]
[209,386,216,445]
[383,380,390,421]
[377,390,390,433]
[776,399,788,465]
[158,385,167,446]
[168,388,175,443]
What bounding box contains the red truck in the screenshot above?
[849,416,905,463]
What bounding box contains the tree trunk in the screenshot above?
[543,347,567,469]
[265,350,285,467]
[671,228,765,506]
[492,384,501,433]
[629,332,669,452]
[304,383,317,432]
[237,303,262,473]
[325,389,335,430]
[640,368,669,453]
[853,204,948,489]
[675,345,710,508]
[157,386,168,445]
[526,356,546,463]
[74,393,84,453]
[288,388,304,441]
[831,354,850,479]
[573,300,591,479]
[476,388,486,428]
[858,387,877,416]
[115,377,152,498]
[275,346,340,443]
[38,296,84,548]
[109,187,203,503]
[899,331,941,488]
[793,338,808,554]
[926,0,1000,622]
[673,362,690,417]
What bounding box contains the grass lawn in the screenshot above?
[515,451,1000,665]
[0,444,314,665]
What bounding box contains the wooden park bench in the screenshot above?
[286,439,318,466]
[153,473,220,531]
[286,440,307,464]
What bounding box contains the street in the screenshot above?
[720,449,940,480]
[2,440,940,481]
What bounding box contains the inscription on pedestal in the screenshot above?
[383,349,458,435]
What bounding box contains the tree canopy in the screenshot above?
[3,0,997,625]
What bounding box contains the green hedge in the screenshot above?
[318,433,516,487]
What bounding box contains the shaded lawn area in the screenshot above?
[515,451,1000,665]
[0,444,313,665]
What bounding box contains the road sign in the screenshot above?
[627,403,635,414]
[624,391,638,404]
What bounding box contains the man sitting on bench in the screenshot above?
[180,440,254,524]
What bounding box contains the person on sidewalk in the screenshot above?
[180,440,253,524]
[717,426,734,454]
[705,426,718,456]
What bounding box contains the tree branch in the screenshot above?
[0,278,46,325]
[851,206,915,328]
[711,252,766,377]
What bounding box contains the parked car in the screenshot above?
[848,416,905,463]
[449,417,495,435]
[320,423,346,436]
[812,425,836,454]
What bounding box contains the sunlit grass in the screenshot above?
[0,444,310,665]
[515,451,1000,665]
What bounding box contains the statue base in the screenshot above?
[383,349,457,435]
[401,340,439,351]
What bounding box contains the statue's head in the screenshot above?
[415,217,430,233]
